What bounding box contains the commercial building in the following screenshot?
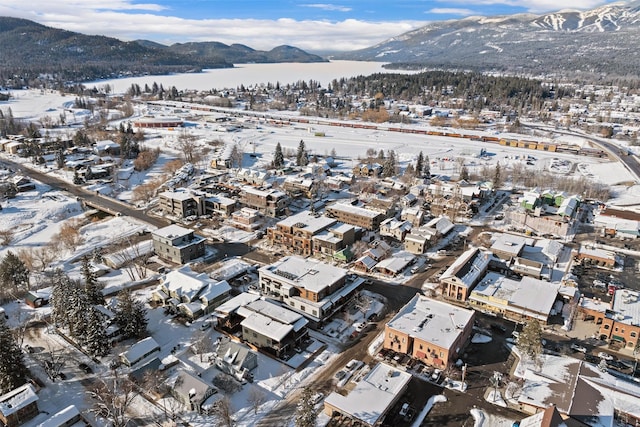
[384,294,475,368]
[440,247,491,301]
[151,224,206,264]
[596,289,640,350]
[259,256,363,324]
[323,362,412,427]
[468,272,561,324]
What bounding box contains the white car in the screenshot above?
[346,359,364,372]
[598,352,615,361]
[570,343,587,353]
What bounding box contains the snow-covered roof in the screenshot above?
[387,294,474,350]
[152,224,193,239]
[119,337,160,366]
[214,292,261,316]
[276,210,336,234]
[324,362,412,426]
[36,405,81,427]
[240,311,296,342]
[375,252,415,274]
[490,233,527,257]
[355,255,377,270]
[237,299,305,326]
[0,383,38,417]
[425,215,454,235]
[469,272,560,321]
[162,265,223,303]
[259,256,347,294]
[610,289,640,327]
[159,188,194,201]
[327,202,381,219]
[440,247,491,289]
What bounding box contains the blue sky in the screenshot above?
[0,0,625,51]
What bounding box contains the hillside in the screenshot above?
[0,17,324,87]
[335,1,640,77]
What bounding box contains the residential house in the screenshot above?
[36,405,86,427]
[325,202,386,230]
[374,252,416,277]
[258,256,363,324]
[240,186,288,217]
[0,384,39,427]
[379,218,412,242]
[238,299,309,357]
[170,370,221,414]
[267,210,337,256]
[213,337,258,382]
[151,265,231,319]
[440,247,491,302]
[119,337,161,367]
[323,363,412,427]
[230,207,262,231]
[282,175,317,198]
[24,288,51,308]
[151,224,206,264]
[352,163,382,177]
[312,223,357,260]
[384,294,475,368]
[401,206,424,227]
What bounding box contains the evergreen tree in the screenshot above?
[423,155,431,178]
[296,140,308,166]
[67,283,90,343]
[0,251,30,296]
[416,151,424,176]
[55,148,66,169]
[114,289,148,340]
[81,256,104,305]
[404,163,415,178]
[295,387,317,427]
[382,150,396,177]
[493,162,503,188]
[273,142,284,169]
[50,270,73,329]
[84,307,110,357]
[0,317,28,394]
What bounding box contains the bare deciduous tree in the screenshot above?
[209,396,234,427]
[191,330,214,363]
[0,229,14,246]
[89,373,139,427]
[247,385,267,415]
[177,131,199,164]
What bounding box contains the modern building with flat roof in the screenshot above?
[384,294,475,368]
[151,224,206,264]
[267,210,337,256]
[325,202,386,230]
[468,272,561,324]
[259,256,363,324]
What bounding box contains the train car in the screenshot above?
[483,136,500,143]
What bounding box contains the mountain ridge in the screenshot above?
[335,1,640,77]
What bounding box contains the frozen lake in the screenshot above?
[92,60,416,93]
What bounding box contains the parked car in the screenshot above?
[200,320,212,331]
[598,352,615,361]
[431,368,442,383]
[78,363,93,374]
[570,343,587,353]
[345,359,364,372]
[399,403,410,417]
[311,392,325,405]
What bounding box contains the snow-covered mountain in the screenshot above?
[336,1,640,76]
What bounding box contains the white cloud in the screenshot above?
[0,1,423,51]
[435,0,617,14]
[303,3,352,12]
[428,8,476,16]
